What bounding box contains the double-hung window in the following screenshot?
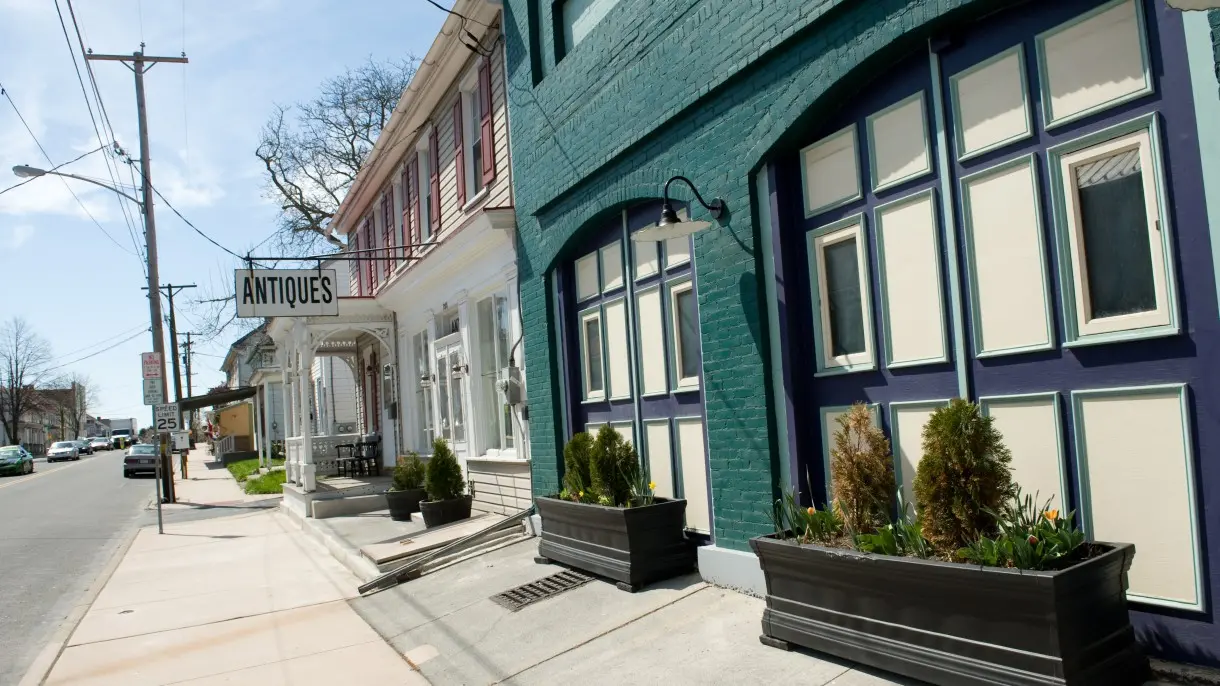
[412,330,434,450]
[807,215,875,374]
[476,294,514,454]
[1049,118,1176,344]
[580,309,605,401]
[668,279,700,390]
[460,71,484,201]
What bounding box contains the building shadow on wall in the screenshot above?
[1136,622,1220,672]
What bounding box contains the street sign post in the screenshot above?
[153,403,181,432]
[141,352,163,379]
[142,378,164,406]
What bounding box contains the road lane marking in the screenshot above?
[0,456,99,490]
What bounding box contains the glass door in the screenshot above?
[433,333,468,461]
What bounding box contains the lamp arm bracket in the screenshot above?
[662,175,724,219]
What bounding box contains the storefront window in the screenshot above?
[412,330,433,449]
[476,295,514,453]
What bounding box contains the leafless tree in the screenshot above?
[0,318,53,446]
[255,56,418,255]
[47,372,98,438]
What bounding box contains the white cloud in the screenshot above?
[7,224,34,249]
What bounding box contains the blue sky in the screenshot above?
[0,0,445,428]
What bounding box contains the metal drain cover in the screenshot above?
[490,570,593,611]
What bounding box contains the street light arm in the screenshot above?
[11,165,142,206]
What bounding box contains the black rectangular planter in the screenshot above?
[749,535,1148,686]
[537,496,696,588]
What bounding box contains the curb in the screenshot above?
[279,502,382,582]
[17,526,141,686]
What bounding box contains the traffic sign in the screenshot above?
[142,378,164,406]
[142,352,163,379]
[153,404,181,432]
[172,431,190,451]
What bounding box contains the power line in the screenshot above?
[55,322,150,358]
[43,327,148,371]
[147,182,248,261]
[0,144,103,198]
[0,81,136,256]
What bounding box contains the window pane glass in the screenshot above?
[824,237,867,355]
[437,351,451,441]
[1076,150,1156,319]
[675,289,700,380]
[477,299,500,451]
[450,348,465,443]
[585,317,604,393]
[495,296,513,449]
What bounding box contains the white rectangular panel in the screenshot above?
[603,299,630,399]
[893,403,943,502]
[665,235,690,268]
[634,240,659,280]
[802,125,860,215]
[876,192,946,366]
[1039,0,1150,126]
[1077,387,1200,608]
[576,252,599,302]
[963,158,1052,354]
[982,395,1064,510]
[676,417,711,534]
[952,46,1031,158]
[644,421,674,500]
[635,288,667,395]
[610,420,633,446]
[868,93,931,191]
[601,241,624,292]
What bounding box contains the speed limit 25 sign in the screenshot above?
[153,404,181,432]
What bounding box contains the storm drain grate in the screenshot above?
[490,570,594,612]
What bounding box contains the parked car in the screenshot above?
[89,437,110,452]
[75,439,93,456]
[123,443,160,478]
[46,441,81,462]
[0,446,34,476]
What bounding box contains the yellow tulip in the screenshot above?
[648,481,656,491]
[806,507,816,516]
[1044,509,1059,521]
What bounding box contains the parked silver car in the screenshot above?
[123,443,160,478]
[46,441,80,462]
[89,437,111,452]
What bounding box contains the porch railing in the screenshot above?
[283,433,363,480]
[214,434,236,460]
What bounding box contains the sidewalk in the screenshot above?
[36,449,424,686]
[163,447,279,511]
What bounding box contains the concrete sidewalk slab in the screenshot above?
[352,539,709,685]
[45,508,420,686]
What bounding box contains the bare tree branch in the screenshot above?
[0,318,53,446]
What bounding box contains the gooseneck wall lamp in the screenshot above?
[632,175,726,242]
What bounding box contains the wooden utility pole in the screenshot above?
[86,48,187,521]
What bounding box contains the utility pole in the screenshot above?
[181,332,198,441]
[144,283,195,499]
[87,48,187,528]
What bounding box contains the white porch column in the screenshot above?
[251,394,263,468]
[261,380,273,468]
[298,342,316,492]
[281,357,296,484]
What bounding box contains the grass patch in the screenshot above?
[245,469,286,494]
[226,457,286,483]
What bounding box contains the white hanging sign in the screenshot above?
[234,269,340,318]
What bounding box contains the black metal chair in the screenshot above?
[356,433,382,477]
[334,443,358,477]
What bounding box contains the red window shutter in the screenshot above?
[453,99,466,207]
[365,216,377,291]
[381,193,393,278]
[410,154,421,251]
[478,57,495,187]
[401,166,413,259]
[352,231,362,296]
[428,127,441,231]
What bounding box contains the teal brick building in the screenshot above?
[505,0,1220,666]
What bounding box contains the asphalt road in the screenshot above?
[0,448,156,685]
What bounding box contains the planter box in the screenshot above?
[750,536,1147,686]
[420,494,472,528]
[536,496,696,590]
[385,488,425,521]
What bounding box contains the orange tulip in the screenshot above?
[1044,509,1059,521]
[806,507,815,516]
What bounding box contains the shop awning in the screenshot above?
[178,386,258,412]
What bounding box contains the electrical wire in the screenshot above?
[0,144,104,198]
[419,0,492,28]
[0,81,136,256]
[54,322,151,358]
[44,328,150,373]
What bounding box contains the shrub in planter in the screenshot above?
[538,426,695,590]
[419,439,471,528]
[829,403,895,535]
[753,399,1145,686]
[386,453,426,522]
[913,398,1013,551]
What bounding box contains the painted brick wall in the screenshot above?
[1211,9,1220,94]
[504,0,1027,550]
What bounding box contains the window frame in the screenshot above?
[412,329,434,451]
[475,292,515,457]
[806,214,877,375]
[578,306,606,402]
[666,277,701,392]
[800,124,862,218]
[417,132,434,243]
[948,43,1034,162]
[864,90,933,193]
[574,251,600,302]
[460,67,485,204]
[1047,114,1179,346]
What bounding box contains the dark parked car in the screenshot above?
[123,443,160,478]
[0,446,34,476]
[75,439,93,455]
